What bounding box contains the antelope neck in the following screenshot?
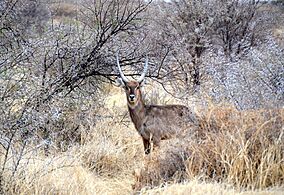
[128,99,146,131]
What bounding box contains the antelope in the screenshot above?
[116,53,196,154]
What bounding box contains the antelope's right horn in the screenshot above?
[116,52,129,83]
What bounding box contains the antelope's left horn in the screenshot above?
[137,56,149,83]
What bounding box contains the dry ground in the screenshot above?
[1,85,283,195]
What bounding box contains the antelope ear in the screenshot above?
[116,77,126,87]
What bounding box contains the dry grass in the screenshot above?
[3,117,141,195]
[1,92,283,194]
[189,106,284,189]
[142,180,284,195]
[132,105,284,192]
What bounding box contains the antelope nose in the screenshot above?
[129,94,135,101]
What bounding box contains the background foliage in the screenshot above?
[0,0,283,194]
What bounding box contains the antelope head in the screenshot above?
[116,53,148,108]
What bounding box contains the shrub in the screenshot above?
[134,105,284,191]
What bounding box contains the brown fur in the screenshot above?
[122,81,196,154]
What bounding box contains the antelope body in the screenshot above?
[116,54,196,154]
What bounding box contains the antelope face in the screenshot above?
[116,52,148,108]
[123,81,142,106]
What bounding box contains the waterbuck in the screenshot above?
[116,53,196,154]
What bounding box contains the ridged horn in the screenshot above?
[116,52,129,83]
[137,56,148,83]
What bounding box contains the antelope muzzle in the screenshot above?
[129,94,136,103]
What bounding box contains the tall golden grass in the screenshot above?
[187,106,284,189]
[132,105,284,192]
[1,101,283,194]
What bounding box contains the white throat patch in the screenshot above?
[127,101,139,109]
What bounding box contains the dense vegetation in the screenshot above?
[0,0,283,194]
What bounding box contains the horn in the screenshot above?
[116,52,129,83]
[137,56,149,83]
